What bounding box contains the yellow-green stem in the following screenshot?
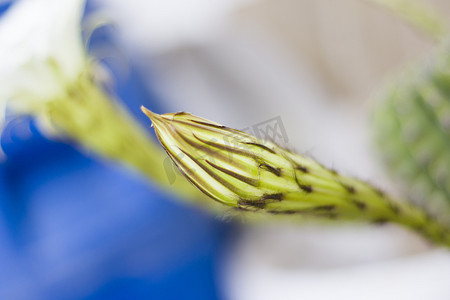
[43,74,219,210]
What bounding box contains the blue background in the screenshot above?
[0,2,234,299]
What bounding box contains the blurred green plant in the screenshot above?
[372,41,450,222]
[370,0,450,225]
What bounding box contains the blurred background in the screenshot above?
[1,0,450,299]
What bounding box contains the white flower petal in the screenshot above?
[0,0,87,128]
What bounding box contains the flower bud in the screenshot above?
[142,106,386,219]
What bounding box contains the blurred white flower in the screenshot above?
[0,0,86,129]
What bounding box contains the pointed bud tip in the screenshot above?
[141,106,165,128]
[140,106,156,118]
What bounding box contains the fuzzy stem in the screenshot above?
[285,166,450,247]
[249,152,450,247]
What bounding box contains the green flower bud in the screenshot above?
[142,106,450,247]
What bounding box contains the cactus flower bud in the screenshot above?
[142,106,450,247]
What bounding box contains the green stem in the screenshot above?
[44,74,220,210]
[367,0,448,41]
